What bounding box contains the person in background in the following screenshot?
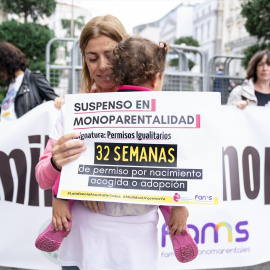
[35,15,194,270]
[0,41,65,121]
[213,65,224,93]
[227,50,270,109]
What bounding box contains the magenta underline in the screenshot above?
[106,138,170,140]
[73,126,200,130]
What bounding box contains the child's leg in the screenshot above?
[159,205,198,263]
[35,175,74,252]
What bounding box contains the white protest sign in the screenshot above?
[58,91,222,206]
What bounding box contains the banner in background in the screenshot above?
[0,101,269,270]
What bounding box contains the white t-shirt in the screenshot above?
[1,73,24,121]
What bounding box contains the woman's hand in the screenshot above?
[236,99,249,110]
[51,132,86,170]
[54,97,65,109]
[52,198,72,231]
[167,206,189,235]
[82,201,106,213]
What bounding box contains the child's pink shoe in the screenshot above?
[169,227,198,263]
[159,205,198,263]
[35,220,71,252]
[35,199,74,252]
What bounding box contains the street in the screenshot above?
[1,261,270,270]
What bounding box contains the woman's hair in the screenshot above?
[79,15,128,93]
[109,36,170,86]
[246,50,270,82]
[0,41,28,84]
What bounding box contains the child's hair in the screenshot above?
[109,36,170,86]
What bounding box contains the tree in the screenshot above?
[241,0,270,67]
[0,20,57,75]
[174,36,200,47]
[0,0,58,102]
[0,0,56,23]
[62,16,85,37]
[171,36,200,70]
[241,43,270,68]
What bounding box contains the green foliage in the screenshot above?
[170,58,178,67]
[241,0,270,43]
[188,59,195,70]
[0,20,57,76]
[241,43,270,68]
[174,36,200,47]
[0,0,56,23]
[170,36,199,70]
[241,0,270,67]
[170,58,196,71]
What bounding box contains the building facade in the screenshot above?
[193,0,224,61]
[222,0,256,56]
[221,0,257,76]
[133,1,204,44]
[133,20,160,43]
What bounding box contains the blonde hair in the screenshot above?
[109,36,170,86]
[79,15,128,93]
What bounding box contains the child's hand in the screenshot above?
[52,198,72,231]
[167,206,189,235]
[82,200,106,213]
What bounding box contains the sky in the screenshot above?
[58,0,202,34]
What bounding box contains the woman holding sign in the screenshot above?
[35,15,194,270]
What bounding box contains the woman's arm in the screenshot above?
[33,72,58,101]
[32,72,65,109]
[227,85,243,105]
[36,133,87,189]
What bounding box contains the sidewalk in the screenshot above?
[1,262,270,270]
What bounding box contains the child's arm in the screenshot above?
[52,198,72,231]
[35,138,60,189]
[167,206,189,235]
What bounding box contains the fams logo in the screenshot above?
[194,194,213,202]
[161,221,249,247]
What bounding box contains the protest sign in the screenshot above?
[58,91,222,205]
